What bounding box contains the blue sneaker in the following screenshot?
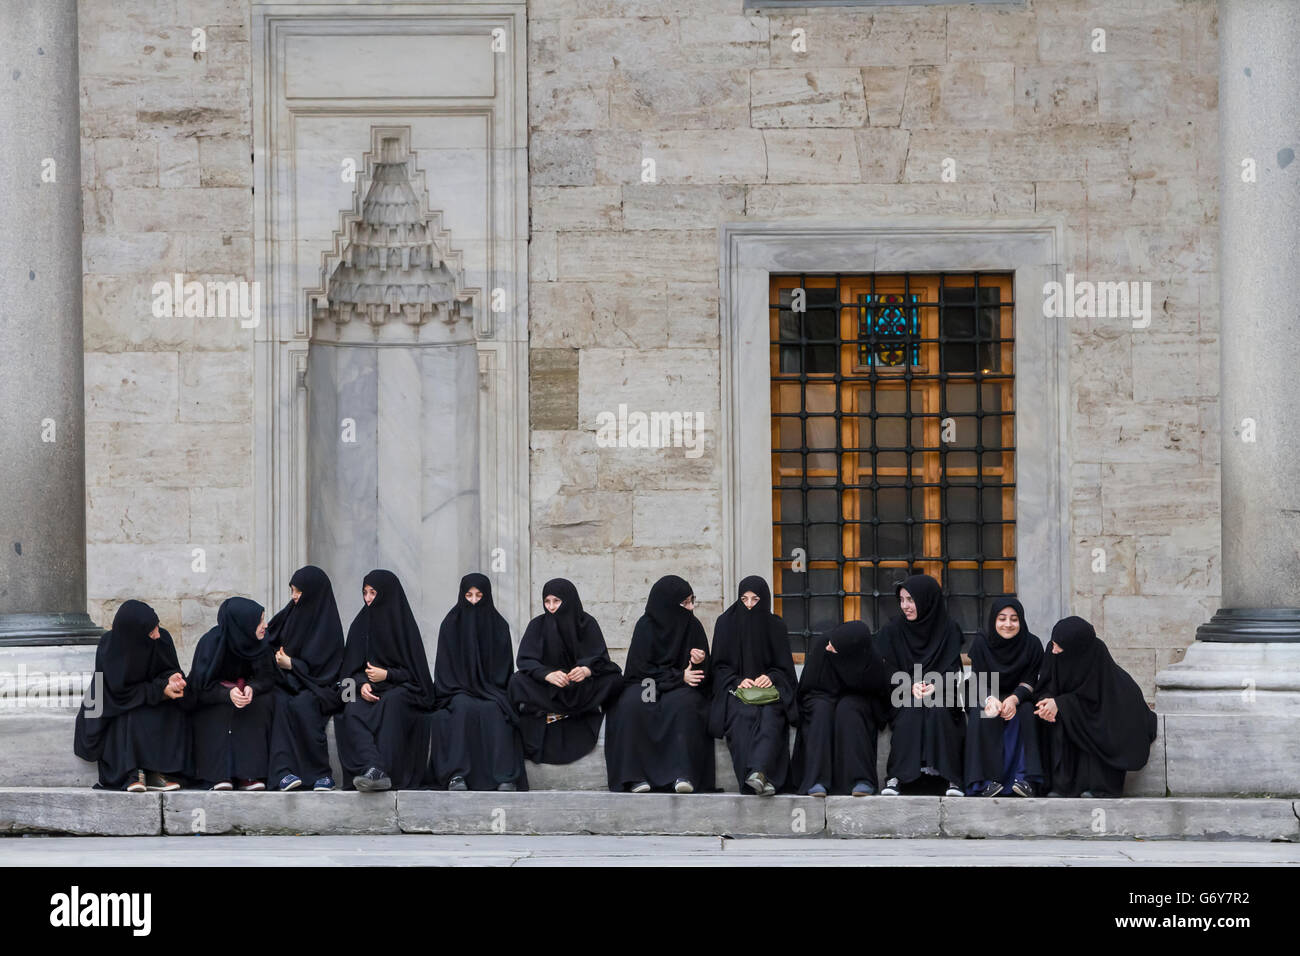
[278,774,303,792]
[851,781,875,797]
[807,783,828,798]
[312,776,335,791]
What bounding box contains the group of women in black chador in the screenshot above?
[75,569,1158,799]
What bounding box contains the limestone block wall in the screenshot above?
[525,0,1222,693]
[79,0,254,665]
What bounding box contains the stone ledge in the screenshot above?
[161,790,399,836]
[0,787,161,836]
[397,790,826,837]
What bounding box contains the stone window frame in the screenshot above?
[719,219,1069,638]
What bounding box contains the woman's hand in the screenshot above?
[566,665,591,683]
[911,681,935,700]
[364,662,387,684]
[275,647,292,671]
[164,673,186,700]
[753,674,774,689]
[999,696,1018,721]
[983,696,1001,718]
[1035,697,1058,722]
[545,670,570,688]
[230,686,251,708]
[683,665,704,688]
[737,678,756,690]
[361,682,381,703]
[689,647,706,666]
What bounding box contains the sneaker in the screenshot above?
[630,781,652,794]
[145,772,180,792]
[312,776,336,792]
[945,783,965,797]
[1046,790,1064,798]
[278,774,303,792]
[852,781,875,797]
[545,712,568,724]
[880,777,901,796]
[237,779,266,792]
[1011,779,1035,798]
[745,770,769,796]
[673,779,695,794]
[807,784,828,798]
[125,770,147,793]
[448,775,468,792]
[353,767,392,792]
[977,782,1004,798]
[211,780,233,791]
[497,782,518,792]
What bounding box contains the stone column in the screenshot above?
[0,0,99,646]
[1154,0,1300,795]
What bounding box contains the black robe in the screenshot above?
[875,574,966,788]
[963,596,1046,789]
[429,572,528,790]
[1035,616,1157,796]
[507,578,622,764]
[605,575,715,792]
[708,575,798,791]
[790,619,893,794]
[185,597,276,786]
[73,601,190,790]
[266,565,345,787]
[335,569,435,790]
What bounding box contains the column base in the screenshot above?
[0,612,102,645]
[1196,607,1300,642]
[1155,640,1300,796]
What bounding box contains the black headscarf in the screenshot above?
[189,596,270,692]
[266,565,345,707]
[74,601,182,761]
[1039,616,1157,771]
[968,596,1043,702]
[709,575,798,733]
[516,578,618,678]
[623,575,711,691]
[798,620,892,706]
[876,574,962,675]
[434,572,514,719]
[340,569,435,708]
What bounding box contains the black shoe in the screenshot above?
[1046,790,1064,797]
[497,782,518,792]
[1011,779,1035,797]
[978,782,1004,798]
[448,775,468,792]
[353,767,392,792]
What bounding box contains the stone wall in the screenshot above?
[526,0,1222,693]
[80,0,254,665]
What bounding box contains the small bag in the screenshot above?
[731,685,780,706]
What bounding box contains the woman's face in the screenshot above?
[680,593,696,612]
[995,607,1020,639]
[290,585,302,604]
[256,613,267,640]
[1051,641,1063,655]
[465,586,483,605]
[899,588,917,621]
[363,585,377,607]
[543,594,561,614]
[148,625,161,641]
[740,590,759,610]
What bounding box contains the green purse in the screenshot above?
[731,685,781,706]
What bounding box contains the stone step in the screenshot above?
[0,708,1168,796]
[1,788,1295,841]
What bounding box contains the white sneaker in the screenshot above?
[945,783,965,797]
[673,779,695,794]
[631,781,651,794]
[880,777,901,796]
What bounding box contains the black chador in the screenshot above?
[708,576,798,795]
[507,578,622,764]
[430,573,528,791]
[185,597,276,789]
[73,601,190,791]
[335,569,436,792]
[790,620,893,795]
[963,596,1046,797]
[874,574,967,794]
[1034,616,1157,797]
[605,575,715,793]
[266,565,345,790]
